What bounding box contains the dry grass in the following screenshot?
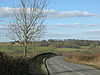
[63,52,100,69]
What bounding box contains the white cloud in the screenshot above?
[0,24,9,29]
[82,29,100,39]
[85,24,100,26]
[83,30,100,40]
[46,32,73,37]
[58,23,82,27]
[57,23,100,27]
[46,9,100,19]
[0,7,100,19]
[87,29,100,33]
[0,7,14,18]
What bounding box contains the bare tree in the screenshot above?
[9,0,47,57]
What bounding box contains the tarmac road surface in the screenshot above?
[46,56,100,75]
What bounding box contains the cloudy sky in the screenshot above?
[0,0,100,42]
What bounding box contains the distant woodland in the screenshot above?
[34,39,100,48]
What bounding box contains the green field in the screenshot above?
[54,46,92,52]
[55,48,79,51]
[0,43,55,54]
[0,42,94,55]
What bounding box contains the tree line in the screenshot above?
[35,39,100,48]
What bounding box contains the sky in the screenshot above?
[0,0,100,42]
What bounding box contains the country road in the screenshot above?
[46,56,100,75]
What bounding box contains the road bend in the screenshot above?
[46,56,100,75]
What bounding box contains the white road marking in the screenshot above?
[54,60,85,75]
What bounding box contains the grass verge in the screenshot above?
[63,52,100,70]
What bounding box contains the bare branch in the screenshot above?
[9,0,47,56]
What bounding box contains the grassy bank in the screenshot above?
[63,52,100,69]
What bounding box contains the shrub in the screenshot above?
[0,52,46,75]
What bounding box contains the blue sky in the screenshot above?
[0,0,100,42]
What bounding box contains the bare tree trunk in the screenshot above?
[33,41,35,54]
[9,0,47,57]
[24,41,27,57]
